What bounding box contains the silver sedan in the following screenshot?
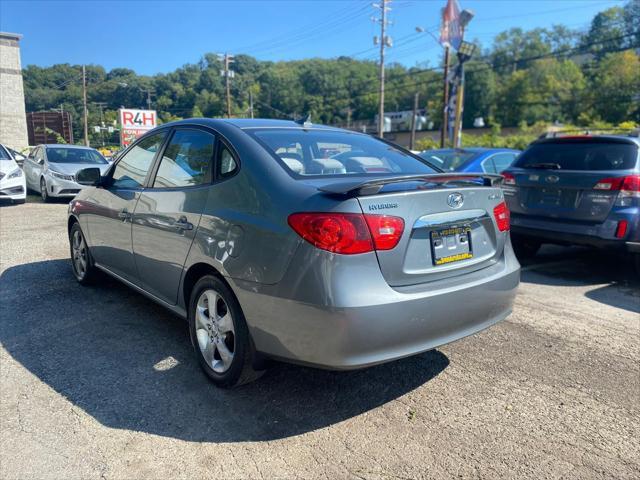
[23,144,110,202]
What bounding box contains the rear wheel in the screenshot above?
[188,275,263,388]
[511,234,541,259]
[40,177,50,203]
[69,223,98,284]
[634,254,640,278]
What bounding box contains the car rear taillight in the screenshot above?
[594,175,640,206]
[288,212,373,254]
[288,212,405,254]
[493,202,510,232]
[594,175,640,192]
[502,172,516,186]
[364,214,405,250]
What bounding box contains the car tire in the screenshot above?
[40,177,50,203]
[511,234,541,259]
[188,275,264,388]
[69,223,98,285]
[634,254,640,278]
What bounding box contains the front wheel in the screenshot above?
[69,223,98,285]
[40,177,50,203]
[188,275,263,388]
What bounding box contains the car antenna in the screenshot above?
[295,113,312,128]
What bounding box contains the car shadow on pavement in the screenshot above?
[519,245,639,313]
[0,259,449,442]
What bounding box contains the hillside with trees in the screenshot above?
[21,1,639,146]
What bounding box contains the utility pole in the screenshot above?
[249,89,254,118]
[142,89,154,110]
[219,53,235,118]
[93,102,108,146]
[440,46,450,148]
[373,0,391,138]
[82,65,89,146]
[410,92,420,150]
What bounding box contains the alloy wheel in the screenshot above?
[195,289,236,373]
[71,229,88,278]
[40,178,48,201]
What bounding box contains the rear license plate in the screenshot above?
[430,226,473,265]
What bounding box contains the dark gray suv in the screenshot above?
[503,134,640,272]
[68,118,520,387]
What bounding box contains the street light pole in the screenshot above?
[82,65,89,146]
[374,0,391,139]
[440,46,450,148]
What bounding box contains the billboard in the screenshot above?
[119,108,157,147]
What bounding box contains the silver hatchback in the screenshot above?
[68,118,520,387]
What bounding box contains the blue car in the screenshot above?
[502,134,640,274]
[418,148,521,174]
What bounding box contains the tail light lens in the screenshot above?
[288,213,373,254]
[364,214,405,250]
[493,201,510,232]
[288,212,405,254]
[594,175,640,206]
[502,172,516,185]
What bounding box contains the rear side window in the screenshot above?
[112,132,166,188]
[515,141,638,171]
[153,129,215,188]
[488,153,517,173]
[249,129,437,177]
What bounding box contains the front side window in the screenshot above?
[249,129,437,177]
[112,132,166,188]
[152,129,215,188]
[419,150,477,172]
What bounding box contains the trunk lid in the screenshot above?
[353,180,507,287]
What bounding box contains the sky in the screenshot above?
[0,0,626,75]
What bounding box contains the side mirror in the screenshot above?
[76,167,102,186]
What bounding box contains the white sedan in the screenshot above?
[0,144,27,204]
[23,144,111,202]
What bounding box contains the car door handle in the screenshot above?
[174,217,193,231]
[117,209,131,222]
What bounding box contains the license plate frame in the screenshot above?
[430,225,473,266]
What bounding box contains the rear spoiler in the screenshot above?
[318,173,504,196]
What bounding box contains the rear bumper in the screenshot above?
[511,212,639,253]
[233,244,520,369]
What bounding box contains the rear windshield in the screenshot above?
[419,150,477,171]
[249,129,437,177]
[46,147,108,165]
[515,141,638,171]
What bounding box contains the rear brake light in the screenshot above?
[493,202,510,232]
[594,175,640,192]
[288,212,373,254]
[615,220,628,239]
[502,172,516,185]
[364,214,405,250]
[288,212,405,254]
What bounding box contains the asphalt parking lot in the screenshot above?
[1,198,638,479]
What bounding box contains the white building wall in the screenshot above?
[0,32,29,149]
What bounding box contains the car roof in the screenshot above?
[163,117,347,132]
[422,147,519,154]
[533,134,640,146]
[40,144,98,149]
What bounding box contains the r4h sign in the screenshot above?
[119,108,157,147]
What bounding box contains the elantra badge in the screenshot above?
[447,192,464,209]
